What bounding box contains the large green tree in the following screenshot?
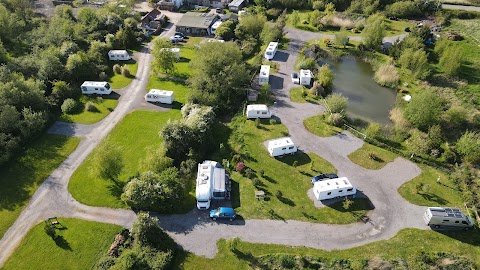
[456,131,480,163]
[234,14,266,40]
[91,144,124,184]
[404,91,444,131]
[152,38,176,74]
[362,13,385,50]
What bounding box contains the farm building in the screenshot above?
[175,12,220,36]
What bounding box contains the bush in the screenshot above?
[298,57,318,70]
[113,64,122,74]
[301,89,307,98]
[374,64,399,88]
[252,178,261,187]
[328,113,344,127]
[255,118,260,128]
[236,162,246,173]
[386,1,420,18]
[365,122,382,138]
[121,66,131,77]
[232,154,242,164]
[99,71,108,81]
[85,101,98,112]
[326,93,348,115]
[245,168,254,179]
[456,131,480,163]
[61,98,78,114]
[269,119,278,125]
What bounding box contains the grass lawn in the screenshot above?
[108,60,139,89]
[3,218,121,270]
[171,45,196,79]
[303,114,343,137]
[398,164,464,207]
[68,110,196,211]
[448,19,480,42]
[59,96,119,125]
[146,75,190,104]
[0,135,80,238]
[172,229,480,269]
[225,117,371,224]
[348,143,398,170]
[289,87,321,103]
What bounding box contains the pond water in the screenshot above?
[321,57,397,124]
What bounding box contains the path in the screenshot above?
[442,3,480,11]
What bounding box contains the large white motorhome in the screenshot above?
[81,81,112,95]
[195,161,228,210]
[313,177,356,200]
[424,207,474,230]
[264,42,278,60]
[267,137,297,157]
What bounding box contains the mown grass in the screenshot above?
[172,45,196,79]
[289,87,321,103]
[69,110,187,209]
[172,229,480,269]
[348,143,398,170]
[398,164,464,207]
[59,96,118,125]
[0,135,80,238]
[303,114,343,137]
[3,218,121,270]
[226,117,371,224]
[146,75,190,105]
[108,60,139,89]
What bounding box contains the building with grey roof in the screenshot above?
[175,12,220,36]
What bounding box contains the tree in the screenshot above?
[335,29,349,48]
[0,40,7,64]
[188,42,249,113]
[140,148,174,173]
[404,91,443,131]
[215,20,236,40]
[326,93,347,115]
[386,1,420,18]
[152,38,176,74]
[439,46,462,77]
[318,64,334,92]
[398,48,430,79]
[234,14,266,40]
[406,129,431,154]
[456,131,480,163]
[291,10,300,26]
[131,212,175,251]
[362,13,385,50]
[51,81,77,105]
[92,144,124,184]
[325,2,336,16]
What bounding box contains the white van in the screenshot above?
[246,104,271,119]
[81,81,112,95]
[267,137,297,157]
[264,42,278,60]
[424,207,474,230]
[144,89,174,104]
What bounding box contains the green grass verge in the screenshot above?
[348,143,398,170]
[226,117,371,224]
[172,45,196,79]
[172,229,480,269]
[0,135,80,238]
[59,96,119,125]
[289,87,321,103]
[398,164,464,207]
[108,60,139,89]
[146,75,190,105]
[303,114,343,137]
[68,110,192,209]
[3,218,121,270]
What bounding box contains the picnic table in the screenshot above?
[255,190,265,201]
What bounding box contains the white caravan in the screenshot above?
[161,48,181,59]
[144,89,174,104]
[300,69,312,86]
[258,65,270,85]
[246,104,271,119]
[108,50,130,61]
[313,177,356,200]
[264,42,278,60]
[424,207,474,230]
[267,137,297,157]
[196,160,227,210]
[81,81,112,95]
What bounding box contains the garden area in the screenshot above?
[0,135,79,238]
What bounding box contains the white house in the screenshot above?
[264,42,278,60]
[300,69,312,86]
[313,177,356,200]
[267,137,297,157]
[258,65,270,85]
[246,104,271,119]
[161,48,181,59]
[211,21,223,35]
[81,81,112,95]
[144,89,174,104]
[108,50,130,61]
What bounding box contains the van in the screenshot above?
[424,207,474,230]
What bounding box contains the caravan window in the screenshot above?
[443,220,449,222]
[347,188,353,191]
[95,88,98,90]
[462,221,468,225]
[327,192,331,195]
[282,147,286,150]
[339,190,343,193]
[262,112,267,114]
[455,221,459,223]
[288,146,294,149]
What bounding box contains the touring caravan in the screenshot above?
[161,48,181,59]
[246,104,271,119]
[313,177,356,200]
[108,50,131,61]
[258,65,270,85]
[300,69,312,86]
[424,207,474,230]
[267,137,297,157]
[264,42,278,60]
[81,81,112,95]
[144,89,174,104]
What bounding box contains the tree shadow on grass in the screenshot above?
[419,192,448,205]
[233,250,269,270]
[276,151,312,167]
[302,211,318,220]
[277,195,296,207]
[107,181,125,200]
[263,175,277,184]
[436,228,480,246]
[53,235,73,251]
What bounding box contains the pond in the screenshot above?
[321,57,397,124]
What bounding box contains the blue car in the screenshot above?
[210,207,236,221]
[311,173,338,185]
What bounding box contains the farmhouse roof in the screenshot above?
[176,12,219,29]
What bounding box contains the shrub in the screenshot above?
[236,162,246,173]
[245,168,254,179]
[61,98,78,114]
[386,1,420,18]
[232,154,242,164]
[456,131,480,163]
[326,93,348,115]
[99,71,108,81]
[323,38,333,47]
[252,178,261,187]
[355,20,365,31]
[113,64,122,74]
[318,64,334,91]
[121,66,131,77]
[269,119,278,125]
[299,58,318,70]
[342,198,354,210]
[85,101,98,112]
[301,89,307,98]
[328,113,344,127]
[255,118,260,128]
[292,160,298,167]
[404,91,443,131]
[374,64,399,88]
[259,169,264,177]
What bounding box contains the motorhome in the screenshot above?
[108,50,131,61]
[264,42,278,60]
[423,207,474,230]
[258,65,270,85]
[267,137,297,157]
[313,177,356,200]
[300,69,312,86]
[246,104,271,119]
[144,89,174,104]
[196,161,228,210]
[81,81,112,95]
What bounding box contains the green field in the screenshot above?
[108,60,139,89]
[3,218,121,270]
[303,114,343,137]
[146,75,191,105]
[173,229,480,269]
[348,143,398,170]
[59,96,119,125]
[225,117,372,224]
[69,110,182,208]
[0,135,80,238]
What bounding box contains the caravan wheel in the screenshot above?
[464,227,470,231]
[434,225,440,229]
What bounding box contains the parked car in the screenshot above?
[291,72,300,84]
[174,32,186,38]
[210,207,236,221]
[170,35,184,42]
[311,173,339,185]
[215,8,223,14]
